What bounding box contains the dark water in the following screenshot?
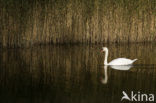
[0,44,156,103]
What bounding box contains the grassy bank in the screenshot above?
[0,0,156,47]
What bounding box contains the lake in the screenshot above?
[0,44,156,103]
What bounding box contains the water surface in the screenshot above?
[0,44,156,103]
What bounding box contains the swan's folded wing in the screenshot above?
[108,58,134,65]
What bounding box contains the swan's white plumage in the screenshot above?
[108,58,137,65]
[102,47,137,65]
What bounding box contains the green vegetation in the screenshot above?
[0,0,156,47]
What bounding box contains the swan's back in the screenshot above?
[108,58,137,65]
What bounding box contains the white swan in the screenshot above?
[102,47,137,65]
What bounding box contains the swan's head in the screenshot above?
[102,47,108,52]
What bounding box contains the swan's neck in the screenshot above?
[104,49,108,65]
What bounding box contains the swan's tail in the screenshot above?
[133,59,138,62]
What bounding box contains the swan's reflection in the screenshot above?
[101,65,133,84]
[101,66,108,84]
[110,65,133,70]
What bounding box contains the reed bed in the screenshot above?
[0,0,156,47]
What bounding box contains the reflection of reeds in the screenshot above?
[0,44,156,82]
[0,44,156,102]
[0,0,156,47]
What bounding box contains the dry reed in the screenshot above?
[0,0,156,47]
